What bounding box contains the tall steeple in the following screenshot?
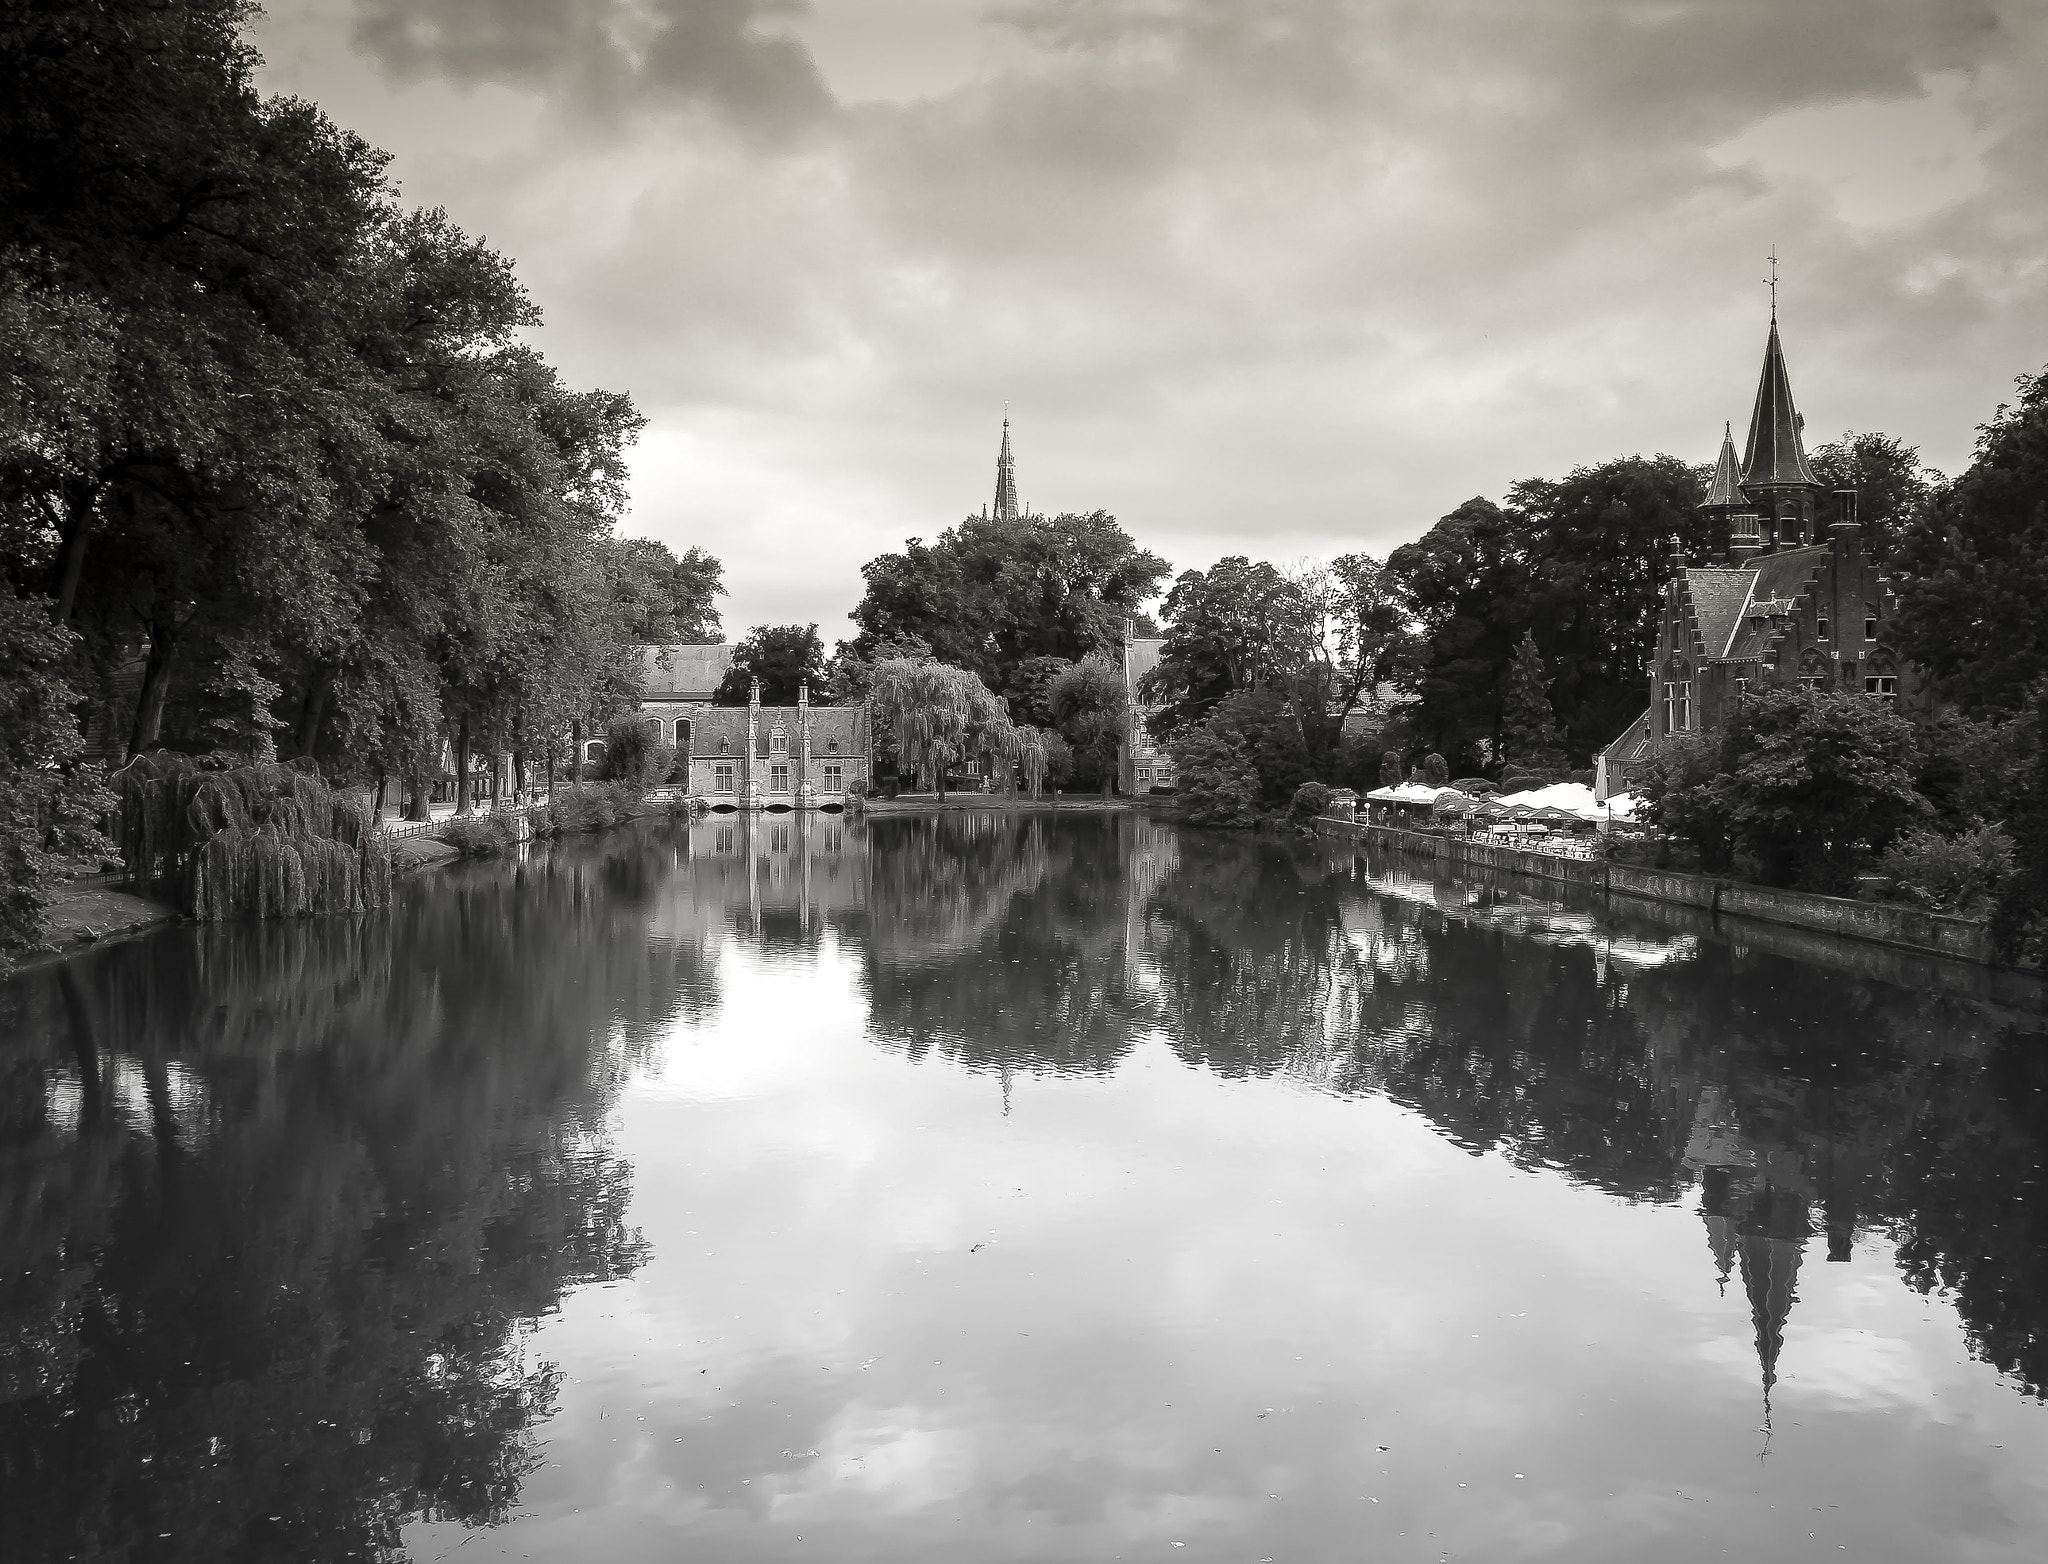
[992,410,1020,523]
[1738,313,1821,549]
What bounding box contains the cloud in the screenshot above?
[258,0,2048,637]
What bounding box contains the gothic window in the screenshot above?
[1662,680,1693,732]
[1797,648,1831,691]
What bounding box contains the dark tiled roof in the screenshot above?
[1739,321,1819,489]
[1725,546,1825,660]
[1683,568,1758,658]
[641,644,734,698]
[684,704,867,760]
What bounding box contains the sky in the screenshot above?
[249,0,2048,643]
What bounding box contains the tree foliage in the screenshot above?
[1166,726,1262,828]
[715,623,826,706]
[1048,654,1130,797]
[849,511,1168,717]
[868,658,1017,801]
[1500,631,1568,777]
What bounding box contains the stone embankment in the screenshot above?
[1318,817,2025,972]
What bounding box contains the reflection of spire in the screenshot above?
[1737,1183,1809,1447]
[1700,1166,1738,1297]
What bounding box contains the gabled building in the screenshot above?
[1120,634,1177,794]
[1596,315,1934,799]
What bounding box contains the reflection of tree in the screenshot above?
[0,827,697,1563]
[861,813,1166,1075]
[1148,834,2048,1401]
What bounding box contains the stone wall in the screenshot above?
[1316,819,2014,971]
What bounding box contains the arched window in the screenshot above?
[1797,648,1831,691]
[643,716,663,742]
[770,724,788,757]
[585,740,607,766]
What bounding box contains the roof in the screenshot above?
[1683,568,1760,658]
[1723,546,1825,660]
[1125,637,1166,697]
[686,704,868,761]
[640,644,734,699]
[1703,424,1743,508]
[1599,709,1651,767]
[1739,320,1819,490]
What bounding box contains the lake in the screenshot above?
[5,810,2048,1562]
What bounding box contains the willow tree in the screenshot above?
[868,657,1017,802]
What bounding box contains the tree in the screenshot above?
[1421,752,1449,786]
[715,624,826,706]
[1810,431,1939,567]
[1890,369,2048,717]
[1642,731,1737,873]
[595,716,676,793]
[1140,556,1292,736]
[1379,750,1405,787]
[1166,726,1261,828]
[1271,553,1416,776]
[849,510,1169,695]
[614,540,723,642]
[1048,654,1129,797]
[1500,632,1568,778]
[1384,498,1529,771]
[868,658,1016,802]
[1509,455,1718,762]
[1713,688,1927,888]
[0,586,113,968]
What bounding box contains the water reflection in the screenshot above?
[5,815,2048,1561]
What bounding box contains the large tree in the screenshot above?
[849,511,1169,713]
[1809,430,1938,567]
[1140,556,1292,738]
[715,623,827,706]
[1048,653,1130,797]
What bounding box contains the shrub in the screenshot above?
[1168,725,1262,828]
[1291,782,1333,821]
[440,815,516,857]
[1420,753,1449,786]
[532,783,640,837]
[1882,825,2015,916]
[595,717,676,795]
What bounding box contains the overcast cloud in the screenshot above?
[251,0,2048,640]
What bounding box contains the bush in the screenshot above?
[1168,725,1262,828]
[533,783,639,837]
[1291,782,1333,821]
[1882,824,2015,915]
[440,815,516,857]
[1420,753,1449,786]
[595,717,676,795]
[1448,777,1497,795]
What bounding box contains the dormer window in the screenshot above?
[770,725,787,756]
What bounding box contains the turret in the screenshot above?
[1738,316,1822,549]
[1701,423,1744,562]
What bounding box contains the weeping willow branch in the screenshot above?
[111,754,394,920]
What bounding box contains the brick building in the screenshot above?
[1597,315,1934,799]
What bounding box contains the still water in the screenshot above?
[6,812,2048,1562]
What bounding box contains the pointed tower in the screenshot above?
[992,413,1020,523]
[1702,423,1760,563]
[1738,318,1822,551]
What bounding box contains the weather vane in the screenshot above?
[1766,246,1779,320]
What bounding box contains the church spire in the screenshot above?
[993,409,1020,523]
[1739,319,1818,492]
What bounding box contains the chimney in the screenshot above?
[1665,535,1688,579]
[1728,512,1762,564]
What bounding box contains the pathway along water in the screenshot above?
[4,812,2048,1562]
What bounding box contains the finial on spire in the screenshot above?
[1766,246,1779,322]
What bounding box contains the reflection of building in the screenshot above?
[1121,635,1176,794]
[679,810,869,931]
[1598,312,1933,799]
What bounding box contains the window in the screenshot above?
[1662,680,1692,732]
[770,763,790,792]
[1817,615,1830,640]
[1798,674,1827,691]
[770,726,787,756]
[585,740,607,767]
[714,763,734,794]
[1865,614,1878,641]
[1865,675,1897,703]
[1139,769,1153,786]
[715,825,735,853]
[822,762,843,791]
